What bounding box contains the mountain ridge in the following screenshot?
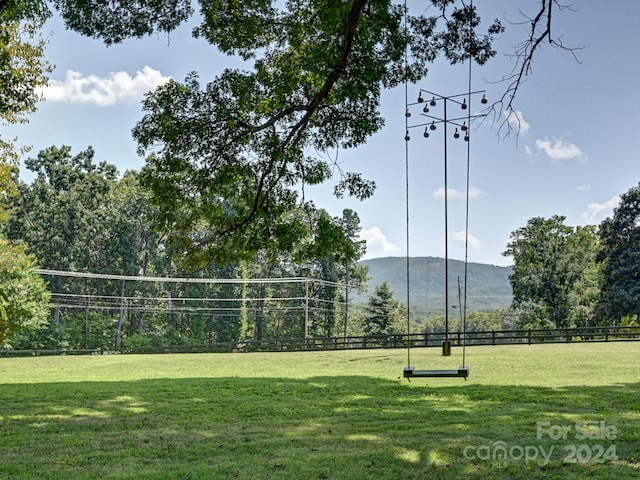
[356,256,513,311]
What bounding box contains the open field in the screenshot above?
[0,343,639,479]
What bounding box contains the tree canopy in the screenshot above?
[131,0,504,264]
[503,216,600,329]
[596,183,640,325]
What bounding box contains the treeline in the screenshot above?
[0,146,369,349]
[2,146,639,349]
[504,189,640,329]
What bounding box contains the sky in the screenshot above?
[6,1,640,267]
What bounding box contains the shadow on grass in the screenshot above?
[0,377,638,480]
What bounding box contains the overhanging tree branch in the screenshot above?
[205,0,370,261]
[130,1,513,264]
[284,0,368,148]
[491,0,582,137]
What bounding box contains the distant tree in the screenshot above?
[503,216,600,329]
[567,225,602,327]
[2,146,170,349]
[464,310,503,332]
[5,145,119,273]
[0,238,50,346]
[596,184,640,325]
[292,208,368,337]
[363,282,399,336]
[337,209,369,335]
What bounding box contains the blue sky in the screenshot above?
[7,1,640,266]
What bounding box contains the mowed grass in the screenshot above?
[0,343,639,479]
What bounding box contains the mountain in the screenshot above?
[355,256,513,312]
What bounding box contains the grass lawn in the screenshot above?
[0,343,639,479]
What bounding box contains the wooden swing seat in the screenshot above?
[403,365,469,378]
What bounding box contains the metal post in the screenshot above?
[115,279,125,351]
[406,89,486,357]
[442,98,451,356]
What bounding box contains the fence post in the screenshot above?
[492,330,496,346]
[528,329,532,345]
[115,279,125,352]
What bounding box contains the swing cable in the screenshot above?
[403,0,412,371]
[461,0,476,369]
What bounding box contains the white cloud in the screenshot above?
[581,195,620,225]
[40,66,171,106]
[535,137,585,161]
[505,110,530,135]
[432,187,482,200]
[453,229,486,249]
[358,226,401,257]
[577,185,591,191]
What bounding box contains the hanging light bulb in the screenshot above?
[464,134,469,142]
[430,121,437,131]
[481,94,488,104]
[461,121,468,131]
[417,92,424,103]
[405,108,411,118]
[453,128,460,139]
[461,98,467,110]
[405,131,411,141]
[423,127,429,138]
[430,96,436,107]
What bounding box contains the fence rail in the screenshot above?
[1,325,639,357]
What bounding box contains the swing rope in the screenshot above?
[403,0,411,370]
[461,0,475,369]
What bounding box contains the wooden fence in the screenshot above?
[1,325,639,357]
